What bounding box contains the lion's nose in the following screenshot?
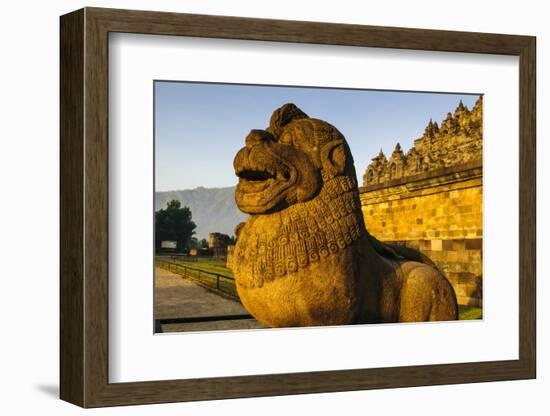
[245,129,274,148]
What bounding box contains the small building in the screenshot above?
[208,232,232,259]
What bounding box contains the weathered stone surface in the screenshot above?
[208,232,232,258]
[359,98,483,307]
[208,232,231,248]
[231,103,458,328]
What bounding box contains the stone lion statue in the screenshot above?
[232,103,458,327]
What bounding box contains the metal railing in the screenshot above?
[156,259,237,298]
[156,254,198,262]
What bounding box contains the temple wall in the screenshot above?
[359,162,482,307]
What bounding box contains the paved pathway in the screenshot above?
[155,267,264,332]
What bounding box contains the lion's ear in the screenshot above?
[320,140,347,178]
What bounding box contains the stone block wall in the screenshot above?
[359,162,482,307]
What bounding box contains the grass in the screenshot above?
[157,257,238,296]
[157,256,483,321]
[458,305,483,320]
[175,258,234,278]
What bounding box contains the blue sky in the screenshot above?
[155,81,480,191]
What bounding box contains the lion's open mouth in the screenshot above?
[234,147,295,214]
[236,168,290,182]
[237,168,274,182]
[235,164,293,204]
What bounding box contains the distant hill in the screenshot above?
[155,186,248,240]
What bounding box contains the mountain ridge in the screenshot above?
[155,186,248,240]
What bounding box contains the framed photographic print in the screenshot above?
[60,7,536,408]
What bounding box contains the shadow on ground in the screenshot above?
[35,384,58,399]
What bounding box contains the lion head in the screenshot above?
[231,104,366,292]
[233,103,357,214]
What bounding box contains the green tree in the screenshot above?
[155,200,196,252]
[200,238,208,249]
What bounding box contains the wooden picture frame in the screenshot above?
[60,7,536,408]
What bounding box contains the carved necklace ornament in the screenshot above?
[233,175,362,288]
